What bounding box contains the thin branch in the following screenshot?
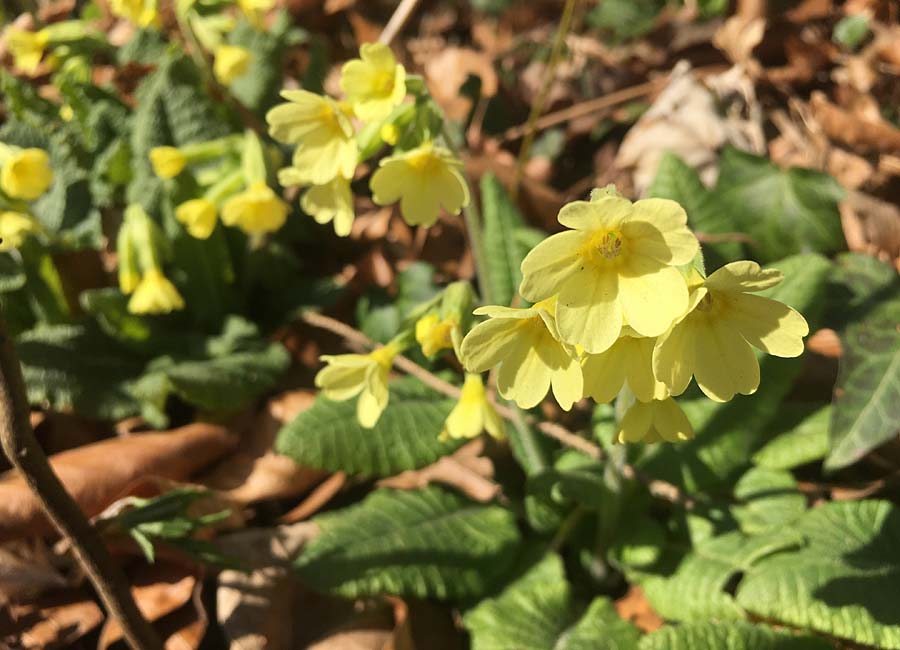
[378,0,421,46]
[0,312,163,650]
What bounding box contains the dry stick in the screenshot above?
[378,0,422,46]
[300,311,696,509]
[0,314,163,650]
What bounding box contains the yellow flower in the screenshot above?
[299,176,355,237]
[415,313,458,358]
[109,0,158,27]
[519,194,699,354]
[315,343,400,428]
[213,45,252,86]
[221,181,289,235]
[370,142,469,227]
[6,28,49,74]
[460,297,582,410]
[653,260,809,403]
[380,123,400,145]
[340,42,407,123]
[148,147,186,179]
[1,148,53,201]
[237,0,274,28]
[175,199,218,239]
[442,374,505,441]
[582,329,669,403]
[267,90,358,184]
[127,270,185,315]
[617,398,694,444]
[0,212,42,251]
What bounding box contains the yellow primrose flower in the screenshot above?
[442,374,505,441]
[127,269,185,315]
[315,343,400,428]
[370,142,469,227]
[109,0,158,27]
[519,194,699,354]
[415,313,458,358]
[582,328,668,403]
[237,0,274,28]
[340,42,407,123]
[460,297,582,411]
[221,181,289,236]
[267,90,358,185]
[617,398,694,444]
[213,45,252,86]
[653,260,809,403]
[1,148,53,201]
[0,212,42,251]
[175,199,218,239]
[6,28,49,74]
[299,176,354,237]
[149,147,187,179]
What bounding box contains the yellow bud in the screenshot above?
[213,45,252,86]
[149,147,186,179]
[127,269,185,315]
[379,123,400,146]
[221,180,289,236]
[175,199,218,239]
[0,212,42,251]
[415,313,457,358]
[1,148,53,201]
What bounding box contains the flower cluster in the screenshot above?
[0,143,54,252]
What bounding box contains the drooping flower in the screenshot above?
[175,199,218,239]
[149,147,186,179]
[109,0,158,27]
[267,91,358,185]
[582,329,669,403]
[519,194,699,354]
[0,212,42,251]
[442,374,505,441]
[617,398,694,444]
[459,297,583,410]
[299,176,355,237]
[1,148,53,201]
[415,313,458,358]
[370,142,469,227]
[653,260,809,402]
[340,42,406,123]
[128,269,185,315]
[6,28,50,74]
[213,45,252,86]
[315,343,401,428]
[221,181,289,235]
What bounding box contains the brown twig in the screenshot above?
[378,0,421,46]
[0,313,163,650]
[300,310,697,509]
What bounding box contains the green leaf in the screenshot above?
[275,377,464,477]
[294,487,521,600]
[480,172,531,306]
[0,254,26,293]
[730,466,805,535]
[228,14,289,112]
[587,0,665,42]
[752,405,831,470]
[639,621,831,650]
[834,14,870,50]
[464,553,640,650]
[737,500,900,648]
[713,147,845,263]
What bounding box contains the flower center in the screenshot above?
[582,229,626,265]
[372,70,395,95]
[406,150,438,173]
[695,293,713,312]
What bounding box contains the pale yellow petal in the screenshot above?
[556,267,622,353]
[651,398,694,442]
[625,198,698,265]
[497,329,551,409]
[625,336,669,402]
[550,352,584,411]
[652,319,696,397]
[315,363,367,401]
[582,342,628,403]
[618,400,654,443]
[557,196,632,231]
[618,260,688,338]
[518,230,586,302]
[724,292,809,357]
[692,317,760,402]
[482,402,506,440]
[705,260,784,293]
[460,317,522,373]
[444,399,483,440]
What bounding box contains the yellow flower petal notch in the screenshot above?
[149,147,187,179]
[582,328,669,403]
[617,398,694,444]
[6,28,50,74]
[0,212,42,251]
[459,298,583,411]
[176,199,218,239]
[1,148,53,201]
[442,374,506,441]
[315,343,400,428]
[300,176,355,237]
[519,194,699,354]
[267,90,358,185]
[653,260,810,403]
[214,45,252,86]
[340,42,407,123]
[370,142,469,227]
[128,269,185,315]
[415,313,458,358]
[221,180,289,236]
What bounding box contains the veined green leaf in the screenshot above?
[480,172,531,306]
[730,466,805,535]
[639,621,831,650]
[752,405,830,470]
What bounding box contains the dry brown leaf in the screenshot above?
[806,328,843,359]
[2,588,103,649]
[615,585,664,633]
[713,14,765,69]
[840,191,900,268]
[0,424,237,541]
[425,47,498,120]
[810,91,900,154]
[279,472,347,524]
[0,540,68,604]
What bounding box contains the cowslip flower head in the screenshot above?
[299,176,354,237]
[315,342,401,428]
[0,212,42,251]
[128,270,185,315]
[519,193,699,354]
[1,148,53,201]
[653,261,809,403]
[340,42,407,123]
[415,313,458,358]
[221,181,289,235]
[441,374,505,441]
[6,28,49,74]
[176,199,218,239]
[460,297,583,411]
[267,91,358,184]
[149,147,186,179]
[370,142,469,227]
[109,0,158,27]
[214,45,252,86]
[582,328,668,403]
[617,398,693,444]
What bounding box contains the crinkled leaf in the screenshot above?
[639,621,831,650]
[752,405,830,470]
[730,466,805,534]
[480,172,532,306]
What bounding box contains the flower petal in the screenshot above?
[724,292,809,357]
[651,398,694,442]
[618,400,654,443]
[497,328,551,409]
[518,230,586,302]
[652,319,696,397]
[556,267,622,353]
[625,336,669,402]
[460,318,522,373]
[624,198,698,265]
[705,260,783,293]
[619,260,688,337]
[582,342,628,403]
[692,317,760,402]
[557,196,632,230]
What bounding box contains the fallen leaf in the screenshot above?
[615,585,664,633]
[0,539,67,603]
[2,588,103,649]
[840,190,900,267]
[713,14,765,69]
[810,91,900,154]
[425,47,498,120]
